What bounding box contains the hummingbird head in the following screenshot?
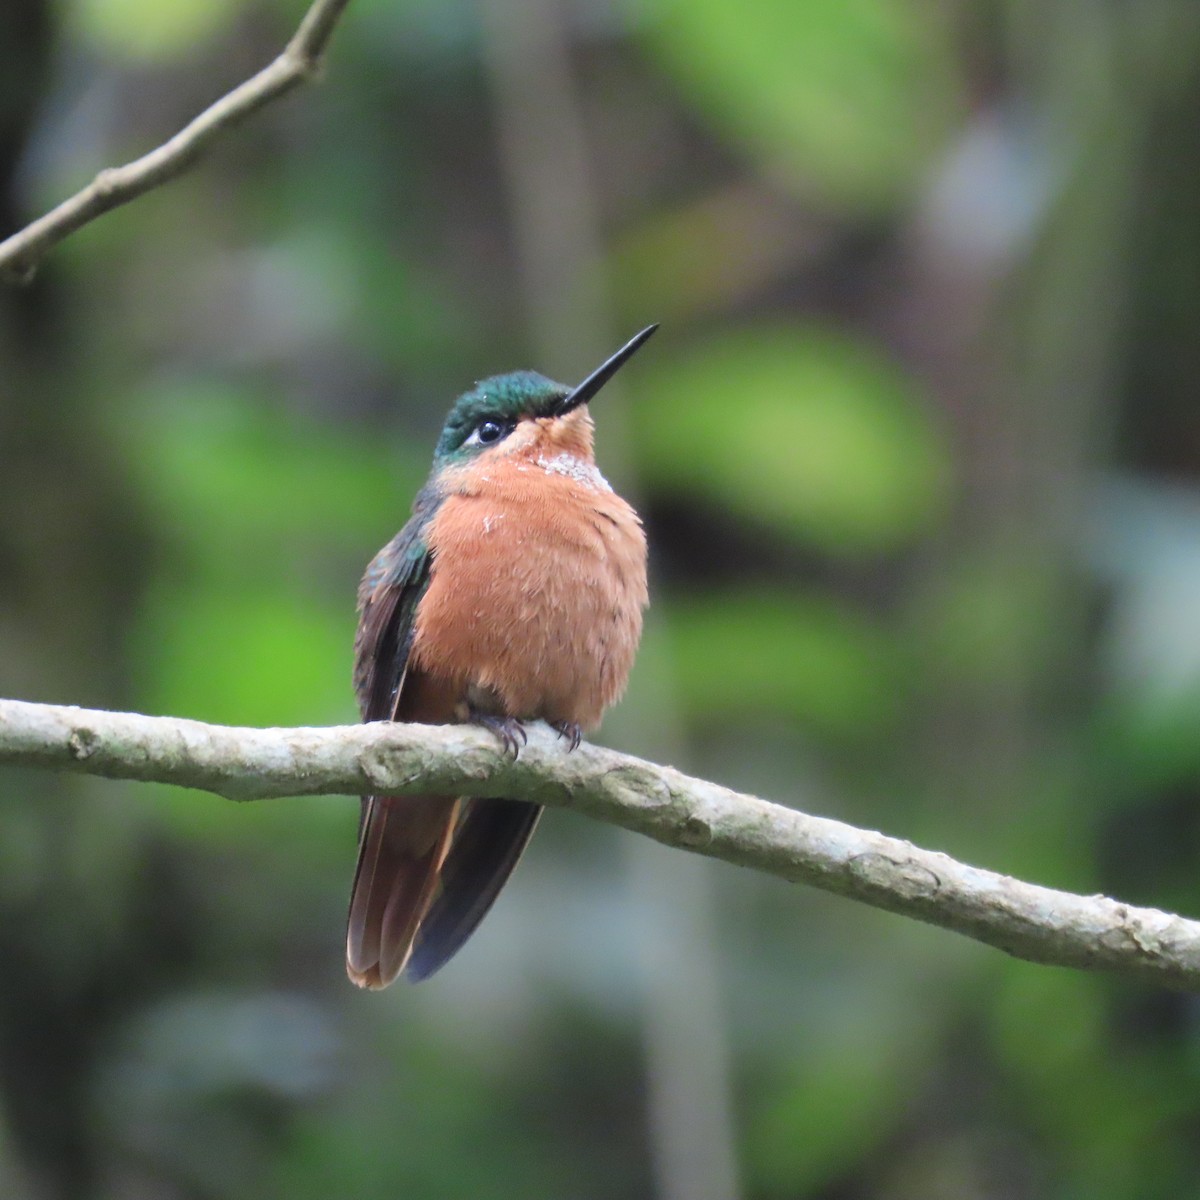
[432,325,657,468]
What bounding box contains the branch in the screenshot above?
[0,0,353,284]
[4,699,1198,988]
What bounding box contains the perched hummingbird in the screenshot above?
[346,326,656,988]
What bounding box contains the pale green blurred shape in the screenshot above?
[118,377,422,722]
[990,966,1197,1197]
[134,585,350,726]
[633,326,950,552]
[634,0,959,209]
[665,591,899,735]
[115,380,400,848]
[916,552,1069,688]
[1106,687,1200,793]
[118,377,425,563]
[747,985,936,1196]
[69,0,246,59]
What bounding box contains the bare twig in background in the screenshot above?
[0,0,353,284]
[4,695,1200,991]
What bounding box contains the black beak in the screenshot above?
[555,324,659,416]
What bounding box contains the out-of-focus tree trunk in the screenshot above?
[0,9,198,1196]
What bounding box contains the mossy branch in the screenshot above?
[0,0,353,283]
[1,696,1197,989]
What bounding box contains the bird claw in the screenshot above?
[471,712,528,758]
[550,720,583,752]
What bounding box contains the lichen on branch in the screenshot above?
[2,696,1199,991]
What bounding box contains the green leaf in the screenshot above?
[71,0,246,61]
[664,591,898,735]
[118,377,426,567]
[133,584,353,728]
[118,378,413,727]
[747,985,933,1195]
[633,0,959,210]
[633,326,949,552]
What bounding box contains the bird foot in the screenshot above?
[550,720,584,752]
[471,711,528,758]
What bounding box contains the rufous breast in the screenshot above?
[411,409,647,729]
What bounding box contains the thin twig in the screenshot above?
[2,696,1199,990]
[0,0,353,284]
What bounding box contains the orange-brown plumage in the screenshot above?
[414,409,646,730]
[346,329,654,989]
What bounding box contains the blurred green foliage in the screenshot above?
[2,0,1200,1198]
[667,592,900,735]
[633,326,948,550]
[72,0,243,60]
[636,0,959,209]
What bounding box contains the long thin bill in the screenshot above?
[556,324,659,415]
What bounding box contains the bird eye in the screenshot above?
[470,419,509,446]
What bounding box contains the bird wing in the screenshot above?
[347,503,462,989]
[346,493,542,986]
[352,511,433,724]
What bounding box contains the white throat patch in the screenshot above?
[535,452,612,492]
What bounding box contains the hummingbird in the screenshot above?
[346,325,656,988]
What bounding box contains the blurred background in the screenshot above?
[2,0,1199,1196]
